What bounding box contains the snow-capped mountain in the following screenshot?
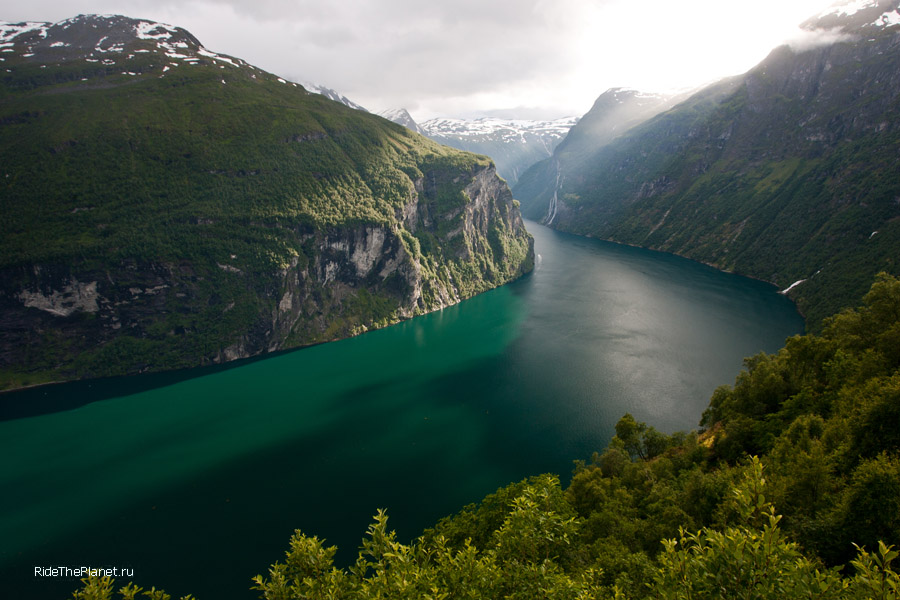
[300,80,368,112]
[420,116,576,146]
[0,15,251,71]
[376,110,577,185]
[420,116,578,186]
[0,15,370,113]
[377,108,423,133]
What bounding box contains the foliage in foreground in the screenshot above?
[73,274,900,598]
[72,462,900,599]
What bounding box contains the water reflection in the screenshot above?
[0,222,803,599]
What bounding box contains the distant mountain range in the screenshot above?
[0,14,532,389]
[514,0,900,325]
[298,82,580,188]
[379,110,578,186]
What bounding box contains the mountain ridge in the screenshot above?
[378,107,423,133]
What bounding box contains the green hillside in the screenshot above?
[0,16,533,389]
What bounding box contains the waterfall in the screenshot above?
[543,159,561,226]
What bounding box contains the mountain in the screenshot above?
[513,88,680,220]
[417,116,578,186]
[0,15,533,390]
[300,80,368,112]
[525,0,900,326]
[378,108,423,134]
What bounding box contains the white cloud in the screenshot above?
[3,0,840,119]
[786,27,857,52]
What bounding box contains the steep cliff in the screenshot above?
[0,15,533,389]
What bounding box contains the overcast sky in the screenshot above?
[3,0,841,119]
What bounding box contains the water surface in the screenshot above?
[0,223,803,599]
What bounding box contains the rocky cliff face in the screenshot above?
[0,15,532,389]
[0,160,531,387]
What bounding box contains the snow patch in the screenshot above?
[300,81,368,111]
[134,20,179,41]
[0,22,49,43]
[819,0,878,18]
[780,279,807,294]
[873,9,900,26]
[197,47,239,67]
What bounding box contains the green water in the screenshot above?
[0,223,803,599]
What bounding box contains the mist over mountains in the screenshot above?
[514,0,900,325]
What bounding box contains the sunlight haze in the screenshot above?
[1,0,843,119]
